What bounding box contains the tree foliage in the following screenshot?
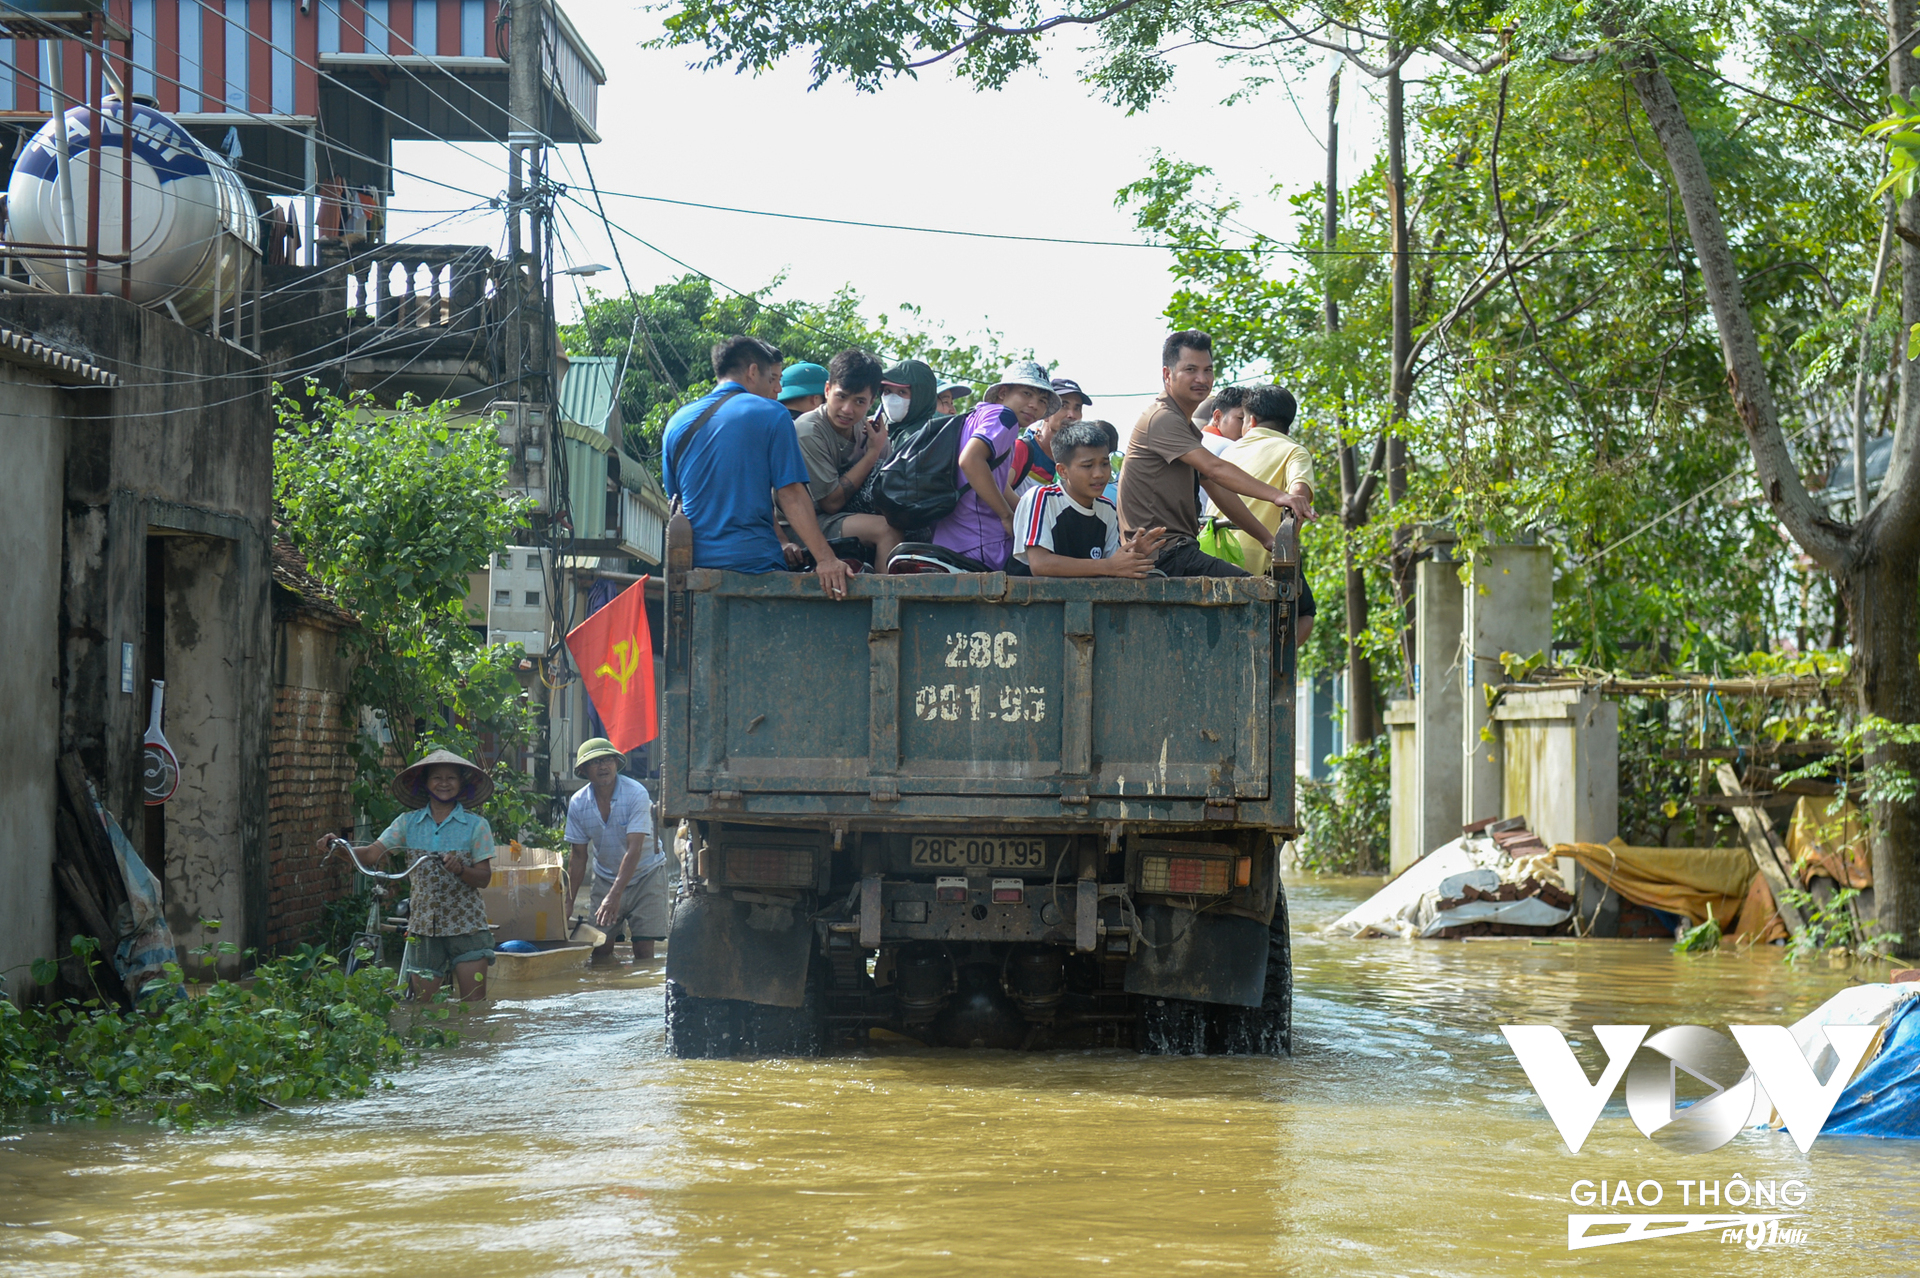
[561,273,1030,474]
[272,386,541,839]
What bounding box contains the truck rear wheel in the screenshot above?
[664,974,824,1059]
[1206,891,1292,1056]
[1136,995,1210,1054]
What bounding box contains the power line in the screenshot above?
[588,189,1670,260]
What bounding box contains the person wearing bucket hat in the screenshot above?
[927,360,1058,570]
[563,738,667,963]
[316,748,498,1000]
[778,361,828,418]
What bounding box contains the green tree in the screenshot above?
[273,386,541,839]
[561,273,1027,475]
[652,0,1920,948]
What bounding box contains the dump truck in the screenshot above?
[660,525,1300,1057]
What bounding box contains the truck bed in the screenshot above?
[663,568,1297,832]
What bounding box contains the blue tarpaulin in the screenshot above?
[1824,994,1920,1139]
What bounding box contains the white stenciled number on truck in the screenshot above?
[943,630,1021,669]
[913,683,1047,723]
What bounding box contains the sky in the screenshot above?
[387,5,1389,416]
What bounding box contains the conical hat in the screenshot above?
[390,748,494,809]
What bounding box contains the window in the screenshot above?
[318,0,340,54]
[411,0,436,54]
[494,590,510,606]
[460,0,484,55]
[224,0,248,110]
[524,591,541,606]
[525,553,541,569]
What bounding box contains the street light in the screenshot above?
[559,263,610,276]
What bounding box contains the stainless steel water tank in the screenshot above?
[8,98,260,326]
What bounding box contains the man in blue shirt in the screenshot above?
[662,336,853,599]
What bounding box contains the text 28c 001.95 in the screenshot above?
[909,838,1049,869]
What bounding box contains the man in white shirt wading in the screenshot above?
[564,738,666,963]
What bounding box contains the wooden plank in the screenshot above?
[1717,763,1805,935]
[56,753,127,914]
[54,857,115,950]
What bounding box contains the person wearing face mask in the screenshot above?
[789,348,906,565]
[927,360,1061,571]
[878,359,940,439]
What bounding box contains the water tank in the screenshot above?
[7,98,260,326]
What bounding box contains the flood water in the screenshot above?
[3,876,1916,1276]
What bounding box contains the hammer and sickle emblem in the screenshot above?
[596,638,644,693]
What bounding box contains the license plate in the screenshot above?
[909,837,1049,870]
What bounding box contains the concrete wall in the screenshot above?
[1461,545,1552,827]
[0,294,274,975]
[0,368,64,1001]
[1496,688,1619,848]
[1412,557,1464,859]
[157,536,250,960]
[1385,699,1420,876]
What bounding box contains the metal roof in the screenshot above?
[558,355,621,435]
[0,324,119,387]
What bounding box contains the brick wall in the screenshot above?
[265,680,358,951]
[262,575,363,954]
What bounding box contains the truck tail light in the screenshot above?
[1139,854,1230,896]
[936,876,967,903]
[723,846,815,888]
[1236,856,1252,888]
[991,878,1023,903]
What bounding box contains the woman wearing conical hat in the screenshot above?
[315,748,497,1000]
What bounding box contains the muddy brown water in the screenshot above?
[3,876,1915,1276]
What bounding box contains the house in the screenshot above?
[0,294,272,991]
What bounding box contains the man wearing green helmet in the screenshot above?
[564,738,665,963]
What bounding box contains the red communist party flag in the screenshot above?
[564,579,658,750]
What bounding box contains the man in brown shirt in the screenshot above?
[1118,330,1311,576]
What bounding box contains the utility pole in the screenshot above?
[1328,65,1378,745]
[1384,50,1416,689]
[505,0,559,811]
[506,0,545,405]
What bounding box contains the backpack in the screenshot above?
[869,412,1006,532]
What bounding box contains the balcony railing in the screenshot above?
[330,242,493,333]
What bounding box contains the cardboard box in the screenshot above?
[480,844,570,943]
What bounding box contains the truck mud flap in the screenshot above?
[665,893,813,1008]
[1123,903,1267,1008]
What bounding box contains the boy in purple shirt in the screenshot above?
[930,361,1060,569]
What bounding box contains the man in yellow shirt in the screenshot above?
[1221,385,1316,643]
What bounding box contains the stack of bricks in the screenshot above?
[265,683,357,953]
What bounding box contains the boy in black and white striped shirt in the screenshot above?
[1012,422,1165,578]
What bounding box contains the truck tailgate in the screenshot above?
[665,569,1296,828]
